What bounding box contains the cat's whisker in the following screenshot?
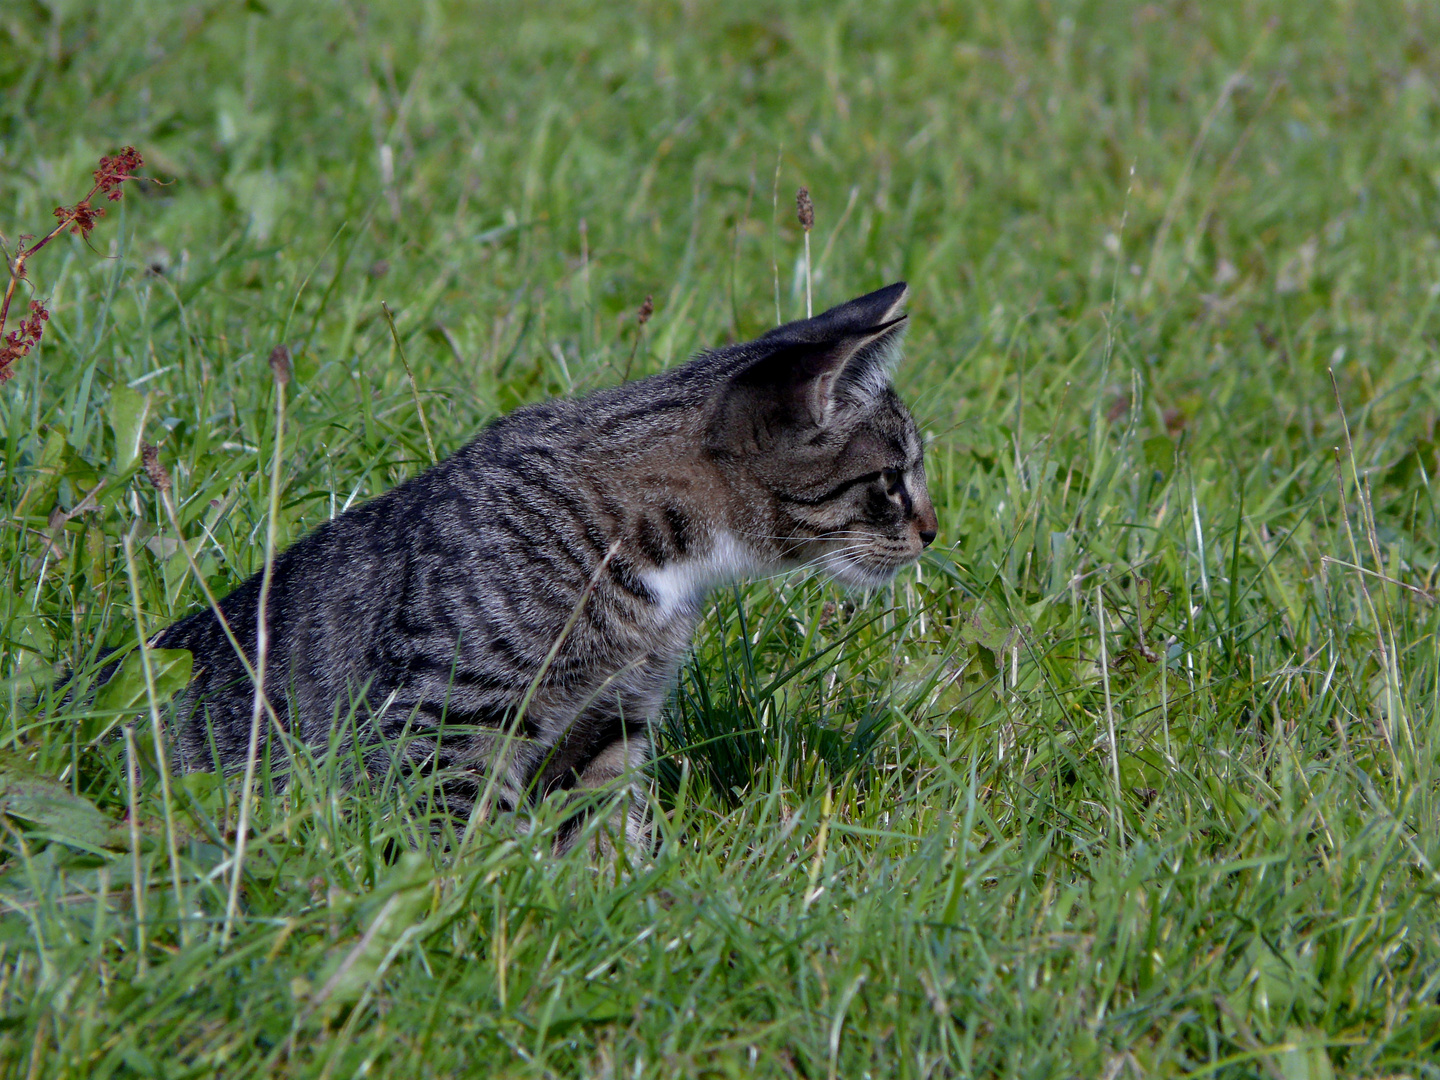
[737,526,884,541]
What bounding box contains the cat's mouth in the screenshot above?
[809,537,923,589]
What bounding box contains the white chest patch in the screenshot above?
[641,531,762,619]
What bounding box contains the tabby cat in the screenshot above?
[145,282,937,847]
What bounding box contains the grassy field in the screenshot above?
[3,0,1440,1075]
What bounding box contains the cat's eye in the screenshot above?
[881,468,901,491]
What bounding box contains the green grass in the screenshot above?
[3,0,1440,1075]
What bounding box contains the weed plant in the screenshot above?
[2,2,1439,1076]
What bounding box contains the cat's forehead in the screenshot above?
[841,391,923,464]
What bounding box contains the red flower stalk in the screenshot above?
[0,301,49,384]
[1,146,146,384]
[96,147,144,200]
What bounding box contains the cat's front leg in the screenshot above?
[556,728,652,856]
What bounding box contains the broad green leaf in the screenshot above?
[93,648,194,714]
[1118,751,1167,793]
[178,771,225,815]
[309,853,434,1012]
[109,384,149,473]
[1143,435,1174,477]
[958,604,1009,652]
[1277,1029,1335,1080]
[0,757,124,851]
[14,426,70,516]
[292,347,319,384]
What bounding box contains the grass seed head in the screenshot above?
[268,344,292,386]
[141,443,171,494]
[796,186,814,231]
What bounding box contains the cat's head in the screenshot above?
[705,282,938,587]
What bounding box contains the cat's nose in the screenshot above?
[915,502,938,547]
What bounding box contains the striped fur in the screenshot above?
[150,282,938,844]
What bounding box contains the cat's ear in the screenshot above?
[729,282,909,428]
[800,281,910,343]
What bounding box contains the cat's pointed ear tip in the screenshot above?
[868,280,909,318]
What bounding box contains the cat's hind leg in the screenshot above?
[555,731,652,856]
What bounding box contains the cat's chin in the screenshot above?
[822,559,909,591]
